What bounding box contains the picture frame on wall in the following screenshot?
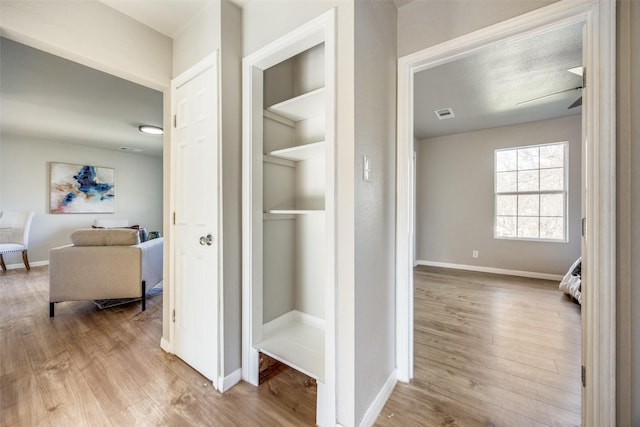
[49,162,115,214]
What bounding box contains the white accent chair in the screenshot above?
[0,211,35,271]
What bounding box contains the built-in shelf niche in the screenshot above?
[267,140,325,162]
[243,12,335,425]
[259,42,326,382]
[255,311,325,381]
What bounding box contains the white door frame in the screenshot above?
[395,1,616,426]
[241,9,336,426]
[167,51,224,389]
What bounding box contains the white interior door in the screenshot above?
[172,53,220,386]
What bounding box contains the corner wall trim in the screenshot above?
[219,368,242,393]
[358,369,397,427]
[416,260,563,281]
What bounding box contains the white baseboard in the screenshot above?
[219,368,242,393]
[359,369,397,427]
[160,337,172,353]
[4,260,49,270]
[416,260,563,281]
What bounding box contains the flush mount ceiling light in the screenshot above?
[138,125,163,135]
[119,146,143,153]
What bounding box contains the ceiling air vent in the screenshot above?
[434,107,455,120]
[119,146,143,153]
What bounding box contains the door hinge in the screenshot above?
[173,114,177,128]
[581,365,586,387]
[172,309,176,323]
[582,68,587,88]
[173,212,176,225]
[582,218,586,237]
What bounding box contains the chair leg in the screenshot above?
[141,280,146,312]
[50,302,55,317]
[22,250,30,271]
[0,254,5,272]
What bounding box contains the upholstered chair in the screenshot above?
[0,211,35,271]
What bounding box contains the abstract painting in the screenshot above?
[50,162,115,213]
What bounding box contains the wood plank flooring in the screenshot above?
[1,265,580,426]
[0,267,317,427]
[375,266,581,427]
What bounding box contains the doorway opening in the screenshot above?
[407,21,584,424]
[396,1,616,425]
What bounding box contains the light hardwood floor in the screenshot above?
[1,265,580,426]
[0,266,316,426]
[376,266,581,427]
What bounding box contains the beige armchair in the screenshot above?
[49,228,163,317]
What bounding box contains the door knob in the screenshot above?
[199,234,214,246]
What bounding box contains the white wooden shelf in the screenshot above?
[268,141,325,162]
[267,209,324,215]
[263,213,295,221]
[266,87,325,122]
[256,312,325,381]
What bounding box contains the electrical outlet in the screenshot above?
[472,250,479,258]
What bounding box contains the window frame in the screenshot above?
[493,141,569,243]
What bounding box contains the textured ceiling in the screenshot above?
[1,3,580,157]
[414,22,583,140]
[0,37,164,157]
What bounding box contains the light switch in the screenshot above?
[363,155,372,181]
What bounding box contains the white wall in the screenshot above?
[0,136,162,266]
[353,0,397,422]
[415,115,582,276]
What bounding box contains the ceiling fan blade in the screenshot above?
[568,96,582,109]
[516,86,583,106]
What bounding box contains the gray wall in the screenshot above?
[0,136,163,266]
[220,0,243,380]
[415,116,582,276]
[354,0,397,421]
[616,0,639,424]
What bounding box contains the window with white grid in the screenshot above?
[494,142,567,241]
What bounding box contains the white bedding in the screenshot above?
[559,257,582,304]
